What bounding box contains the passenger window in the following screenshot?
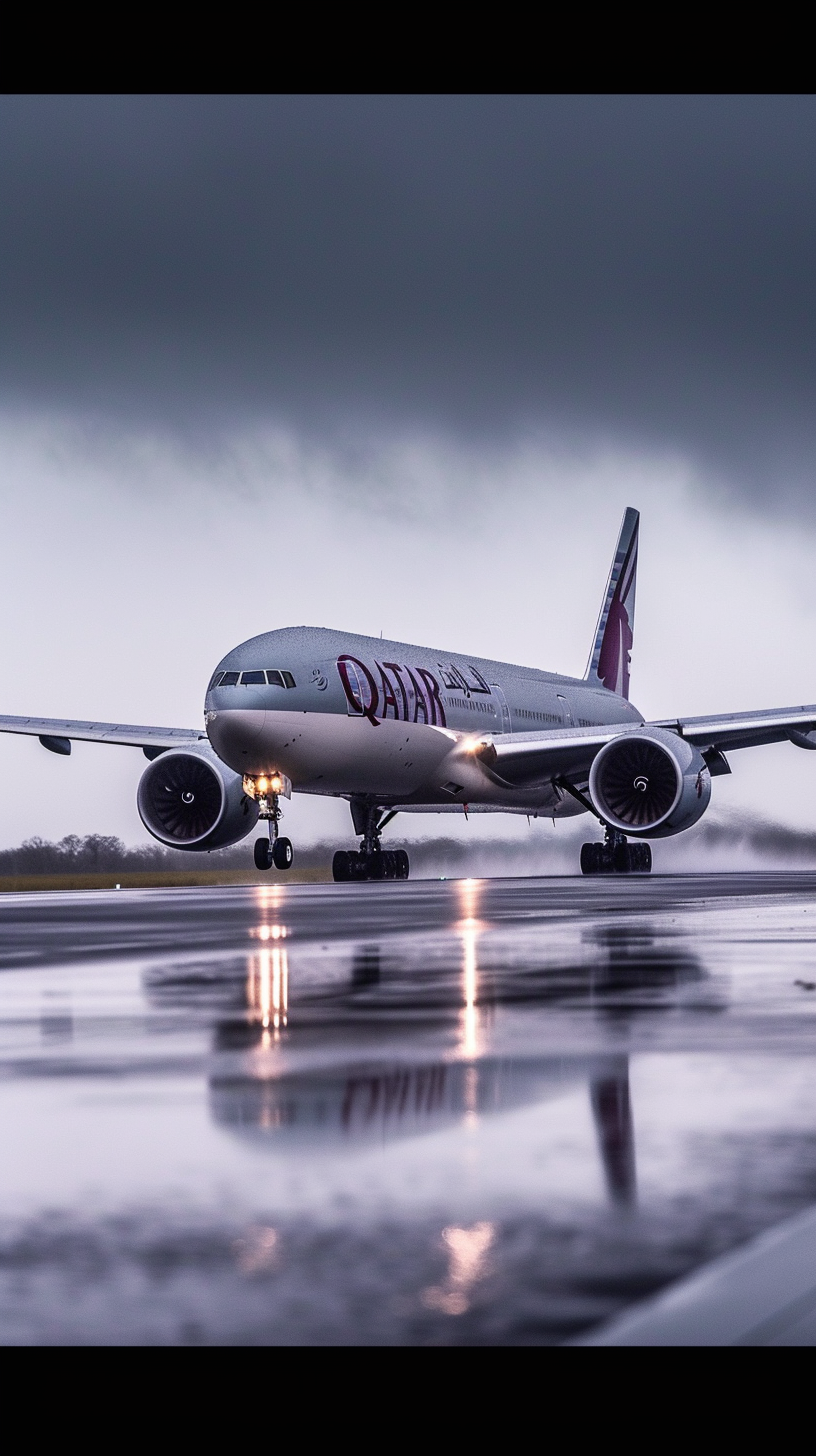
[219,671,240,686]
[266,670,285,687]
[241,670,266,685]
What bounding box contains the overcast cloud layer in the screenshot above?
[3,96,816,851]
[3,94,816,509]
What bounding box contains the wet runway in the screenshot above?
[3,872,816,1344]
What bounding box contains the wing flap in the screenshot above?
[0,714,205,750]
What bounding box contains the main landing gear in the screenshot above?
[580,826,652,875]
[246,773,294,873]
[332,800,410,882]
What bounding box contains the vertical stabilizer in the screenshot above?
[585,507,639,700]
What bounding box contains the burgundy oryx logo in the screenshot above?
[337,654,447,728]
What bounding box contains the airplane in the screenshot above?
[2,506,816,879]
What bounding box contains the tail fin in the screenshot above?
[585,507,639,700]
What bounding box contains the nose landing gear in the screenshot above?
[254,835,294,871]
[580,826,652,875]
[332,800,410,882]
[244,773,294,873]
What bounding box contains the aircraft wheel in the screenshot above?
[395,849,410,880]
[272,836,293,870]
[581,842,605,875]
[254,837,273,871]
[332,850,351,882]
[631,842,652,873]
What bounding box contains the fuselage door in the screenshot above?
[492,684,512,735]
[557,694,573,727]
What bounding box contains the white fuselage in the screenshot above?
[205,626,642,815]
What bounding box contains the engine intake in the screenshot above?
[137,746,259,851]
[589,728,711,838]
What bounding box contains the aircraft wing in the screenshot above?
[652,705,816,753]
[476,703,816,787]
[0,714,206,754]
[475,725,632,785]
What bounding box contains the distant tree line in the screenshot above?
[0,812,815,877]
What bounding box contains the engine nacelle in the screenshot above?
[137,746,259,851]
[589,727,711,838]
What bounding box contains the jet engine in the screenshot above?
[137,746,259,851]
[589,727,711,838]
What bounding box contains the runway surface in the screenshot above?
[3,872,816,1344]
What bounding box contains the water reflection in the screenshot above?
[422,1222,496,1315]
[143,905,707,1211]
[247,942,289,1038]
[351,946,381,989]
[590,1060,635,1205]
[458,879,484,1060]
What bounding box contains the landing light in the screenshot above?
[243,772,292,801]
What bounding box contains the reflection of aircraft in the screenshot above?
[591,1061,635,1205]
[209,1048,637,1210]
[4,509,816,877]
[147,911,707,1207]
[142,880,710,1205]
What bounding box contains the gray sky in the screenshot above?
[2,95,816,848]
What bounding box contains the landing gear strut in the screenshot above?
[580,825,652,876]
[245,773,294,873]
[332,800,410,882]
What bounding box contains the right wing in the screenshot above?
[0,714,206,755]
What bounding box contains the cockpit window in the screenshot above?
[211,668,295,688]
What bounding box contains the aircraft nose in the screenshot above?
[206,708,267,773]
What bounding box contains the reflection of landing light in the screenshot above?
[252,923,288,942]
[422,1222,495,1315]
[457,879,483,1062]
[247,933,289,1040]
[254,885,285,914]
[234,1225,279,1275]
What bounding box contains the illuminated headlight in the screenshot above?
[242,772,291,800]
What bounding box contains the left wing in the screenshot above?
[474,724,635,785]
[652,705,816,753]
[0,714,206,756]
[473,702,816,787]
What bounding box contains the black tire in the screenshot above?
[332,850,351,882]
[382,851,397,879]
[581,842,603,875]
[367,852,386,881]
[396,849,410,879]
[272,836,293,870]
[612,841,632,873]
[254,837,273,871]
[632,842,652,873]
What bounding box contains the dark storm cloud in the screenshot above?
[3,94,816,500]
